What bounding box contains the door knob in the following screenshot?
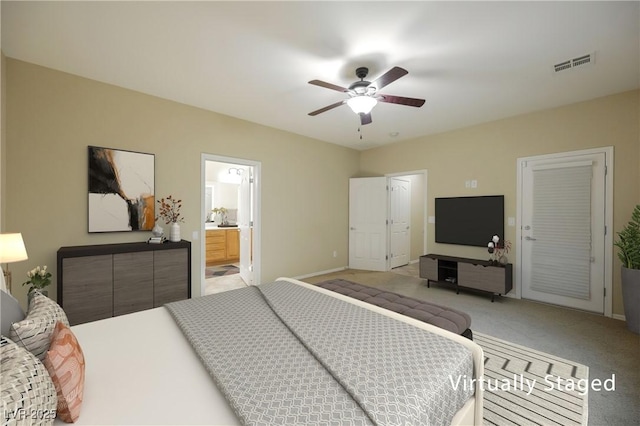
[525,236,537,241]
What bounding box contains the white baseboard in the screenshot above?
[292,267,347,280]
[612,314,626,321]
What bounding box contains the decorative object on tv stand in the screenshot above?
[0,233,29,294]
[22,265,52,297]
[487,235,511,266]
[157,195,184,242]
[614,204,640,334]
[88,146,155,233]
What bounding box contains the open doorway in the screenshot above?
[201,154,261,296]
[348,170,427,272]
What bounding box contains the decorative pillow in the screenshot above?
[43,322,85,423]
[1,289,25,336]
[0,336,58,425]
[8,290,70,360]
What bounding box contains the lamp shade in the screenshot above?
[347,96,377,114]
[0,233,29,263]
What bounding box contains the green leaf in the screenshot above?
[615,205,640,269]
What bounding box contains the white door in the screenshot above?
[349,177,388,271]
[389,177,411,269]
[238,168,253,285]
[521,152,606,313]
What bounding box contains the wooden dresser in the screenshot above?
[57,241,191,325]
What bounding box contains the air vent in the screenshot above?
[553,53,594,73]
[554,61,572,73]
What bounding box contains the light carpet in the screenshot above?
[476,332,589,426]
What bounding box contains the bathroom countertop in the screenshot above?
[205,223,238,230]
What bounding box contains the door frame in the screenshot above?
[200,153,261,296]
[515,147,613,317]
[385,170,429,264]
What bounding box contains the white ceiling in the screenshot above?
[2,1,639,150]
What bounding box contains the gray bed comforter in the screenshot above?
[166,280,474,425]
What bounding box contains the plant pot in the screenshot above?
[621,266,640,334]
[169,222,181,242]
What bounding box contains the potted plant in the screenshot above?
[22,265,52,297]
[156,195,184,242]
[212,207,228,225]
[487,235,511,266]
[614,204,640,334]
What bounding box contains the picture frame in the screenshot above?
[88,146,155,233]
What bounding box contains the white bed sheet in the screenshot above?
[55,307,239,426]
[58,278,483,425]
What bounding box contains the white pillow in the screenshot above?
[1,289,25,336]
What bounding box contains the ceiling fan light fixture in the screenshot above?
[347,96,377,114]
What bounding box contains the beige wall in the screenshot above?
[360,90,640,316]
[4,59,360,308]
[4,58,638,317]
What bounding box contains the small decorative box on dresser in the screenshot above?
[57,241,191,325]
[419,254,512,302]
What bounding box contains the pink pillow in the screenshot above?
[43,322,85,423]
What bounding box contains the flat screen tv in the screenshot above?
[435,195,504,247]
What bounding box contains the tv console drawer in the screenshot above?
[458,263,506,293]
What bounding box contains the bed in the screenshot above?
[40,278,483,425]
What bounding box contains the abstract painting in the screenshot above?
[88,146,155,232]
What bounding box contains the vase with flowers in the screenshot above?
[487,235,511,266]
[22,265,52,297]
[212,207,228,225]
[156,195,184,242]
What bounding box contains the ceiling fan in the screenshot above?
[308,66,425,126]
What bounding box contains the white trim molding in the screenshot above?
[201,153,262,297]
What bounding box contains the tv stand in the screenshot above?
[419,254,512,302]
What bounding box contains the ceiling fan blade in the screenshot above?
[359,112,372,125]
[308,80,348,93]
[308,100,346,116]
[378,94,425,108]
[369,66,408,91]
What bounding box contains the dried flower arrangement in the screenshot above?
[156,195,184,224]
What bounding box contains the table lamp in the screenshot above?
[0,233,29,294]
